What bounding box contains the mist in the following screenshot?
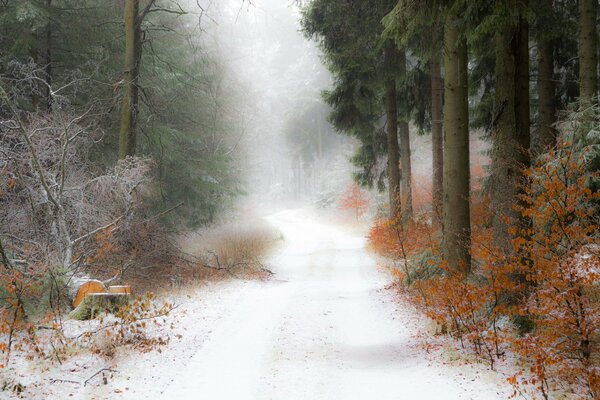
[3,1,594,398]
[187,0,360,212]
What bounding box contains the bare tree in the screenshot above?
[1,79,151,273]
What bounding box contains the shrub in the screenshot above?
[177,219,280,283]
[367,129,599,399]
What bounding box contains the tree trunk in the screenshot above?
[442,11,471,274]
[536,35,556,152]
[579,0,598,101]
[399,119,412,221]
[44,0,52,111]
[69,293,130,321]
[0,237,12,268]
[491,2,530,253]
[30,44,40,110]
[398,50,413,222]
[537,34,557,153]
[516,9,531,167]
[119,0,141,159]
[430,50,443,227]
[385,42,401,219]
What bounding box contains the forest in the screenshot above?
[301,0,600,398]
[0,0,599,399]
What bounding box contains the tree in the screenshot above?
[383,1,442,225]
[430,44,443,226]
[578,0,598,102]
[397,50,413,221]
[489,0,531,252]
[301,0,416,219]
[385,42,402,218]
[0,82,150,271]
[0,0,55,110]
[340,183,369,220]
[119,0,141,159]
[442,3,471,273]
[43,0,52,111]
[534,0,557,152]
[119,0,187,159]
[1,1,247,227]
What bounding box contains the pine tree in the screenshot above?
[442,2,471,273]
[301,0,410,217]
[397,50,413,221]
[385,42,402,218]
[489,0,531,252]
[578,0,598,101]
[534,0,557,151]
[430,46,443,226]
[119,0,141,159]
[383,1,442,224]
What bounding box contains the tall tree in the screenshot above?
[533,0,575,152]
[430,46,443,225]
[536,34,556,151]
[578,0,598,101]
[119,0,141,159]
[385,42,402,218]
[44,0,52,111]
[0,0,245,227]
[398,50,413,221]
[383,1,442,225]
[302,0,411,216]
[490,0,531,252]
[442,4,471,273]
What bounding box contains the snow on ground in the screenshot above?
[2,209,516,399]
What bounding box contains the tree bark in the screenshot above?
[119,0,141,159]
[430,50,443,227]
[0,237,12,268]
[385,44,401,219]
[516,9,531,166]
[398,50,413,222]
[491,1,530,253]
[30,44,40,110]
[579,0,598,101]
[536,36,556,152]
[44,0,52,111]
[442,11,471,274]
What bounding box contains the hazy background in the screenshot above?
[195,0,357,211]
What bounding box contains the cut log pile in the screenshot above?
[69,280,132,320]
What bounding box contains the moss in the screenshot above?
[68,293,130,321]
[512,314,535,336]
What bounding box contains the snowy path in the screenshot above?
[7,209,514,399]
[155,209,511,400]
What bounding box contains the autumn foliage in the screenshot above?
[339,183,369,220]
[368,139,600,399]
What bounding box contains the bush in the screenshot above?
[368,125,600,398]
[177,219,281,283]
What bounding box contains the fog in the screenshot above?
[185,0,357,210]
[174,0,460,216]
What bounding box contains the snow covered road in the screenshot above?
[157,209,512,400]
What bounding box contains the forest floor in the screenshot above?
[3,208,518,399]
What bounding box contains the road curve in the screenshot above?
[160,209,510,400]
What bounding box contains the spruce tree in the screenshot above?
[489,0,531,252]
[442,2,471,273]
[578,0,598,101]
[301,0,410,217]
[534,0,558,151]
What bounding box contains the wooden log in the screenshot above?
[68,293,130,320]
[72,280,106,308]
[108,285,132,295]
